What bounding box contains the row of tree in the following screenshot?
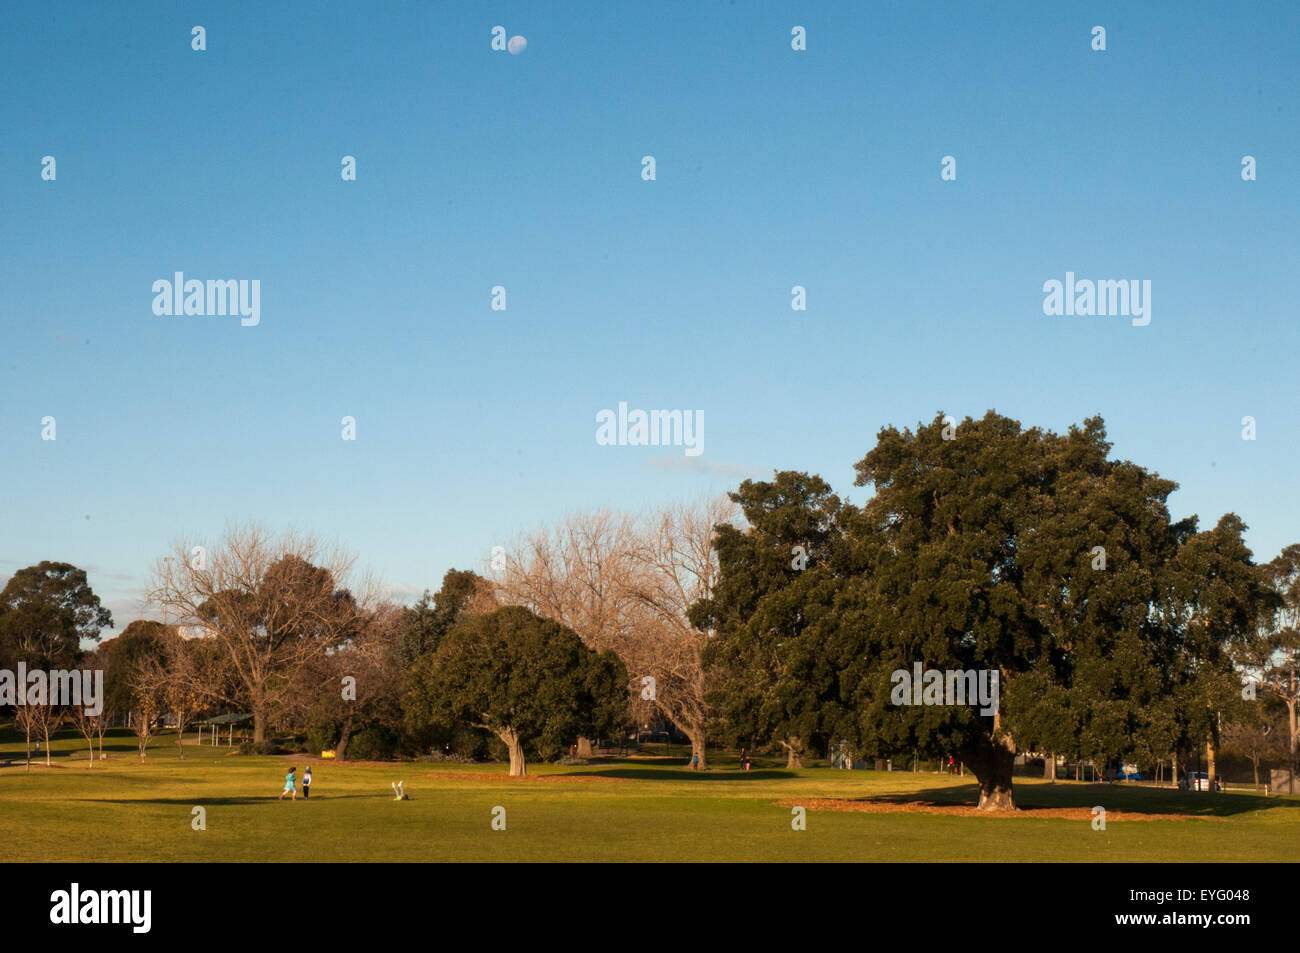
[3,412,1298,807]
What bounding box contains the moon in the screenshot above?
[508,35,526,54]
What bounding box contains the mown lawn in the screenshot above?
[2,728,1296,862]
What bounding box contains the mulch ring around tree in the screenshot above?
[417,772,630,783]
[775,797,1221,821]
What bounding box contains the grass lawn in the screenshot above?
[2,727,1297,862]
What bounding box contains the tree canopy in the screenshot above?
[0,561,112,669]
[404,606,628,775]
[701,411,1274,809]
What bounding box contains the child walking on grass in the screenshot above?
[279,766,297,800]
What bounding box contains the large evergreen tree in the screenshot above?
[395,569,496,669]
[699,472,856,768]
[0,561,112,669]
[702,412,1271,810]
[403,606,627,775]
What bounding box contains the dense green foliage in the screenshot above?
[702,412,1277,808]
[0,561,112,669]
[403,606,628,774]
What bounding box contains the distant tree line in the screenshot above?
[3,411,1298,805]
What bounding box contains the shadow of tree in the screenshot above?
[858,781,1294,817]
[78,794,381,806]
[565,762,794,782]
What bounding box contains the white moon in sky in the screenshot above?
[508,35,527,54]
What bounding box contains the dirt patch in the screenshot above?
[417,771,629,783]
[775,797,1218,822]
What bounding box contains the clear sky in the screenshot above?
[2,1,1297,632]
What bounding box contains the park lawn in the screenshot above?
[1,728,1297,862]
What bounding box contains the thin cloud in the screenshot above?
[380,582,424,603]
[644,456,767,479]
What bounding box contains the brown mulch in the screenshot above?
[416,772,630,783]
[775,797,1219,822]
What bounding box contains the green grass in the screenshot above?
[3,727,1297,862]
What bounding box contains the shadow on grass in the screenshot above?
[859,781,1292,817]
[79,794,382,806]
[566,759,794,782]
[1,743,140,763]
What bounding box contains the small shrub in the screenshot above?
[306,724,338,754]
[346,727,396,761]
[419,749,478,764]
[238,739,282,756]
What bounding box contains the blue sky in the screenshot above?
[2,1,1297,631]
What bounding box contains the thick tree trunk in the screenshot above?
[253,706,266,744]
[497,727,527,776]
[334,715,354,761]
[508,739,527,776]
[576,736,594,758]
[686,726,707,770]
[1206,735,1216,789]
[781,736,804,770]
[1043,752,1056,781]
[1289,696,1298,794]
[975,759,1015,810]
[964,729,1016,812]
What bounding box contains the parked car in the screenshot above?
[1185,771,1222,792]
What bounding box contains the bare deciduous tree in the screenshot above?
[1220,713,1285,789]
[494,509,644,757]
[147,524,375,742]
[624,496,737,770]
[1262,545,1300,791]
[73,644,114,765]
[125,652,166,762]
[13,630,66,771]
[13,702,43,774]
[493,496,739,768]
[162,633,211,759]
[71,705,102,767]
